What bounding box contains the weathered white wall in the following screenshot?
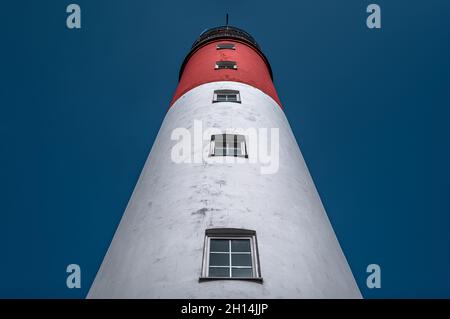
[88,82,362,298]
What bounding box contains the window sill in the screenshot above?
[209,155,248,158]
[214,68,238,70]
[199,277,263,284]
[212,100,241,103]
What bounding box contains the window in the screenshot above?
[216,43,235,50]
[213,90,241,103]
[200,229,262,282]
[210,134,248,158]
[215,61,237,70]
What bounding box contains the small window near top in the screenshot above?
[200,229,262,281]
[213,90,241,103]
[215,61,237,70]
[216,43,235,50]
[210,134,248,158]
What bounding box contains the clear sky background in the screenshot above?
[1,0,449,298]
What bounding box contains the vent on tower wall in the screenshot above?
[199,228,262,282]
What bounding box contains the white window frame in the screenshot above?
[200,230,261,281]
[209,134,248,158]
[212,90,241,103]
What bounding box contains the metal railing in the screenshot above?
[191,26,261,51]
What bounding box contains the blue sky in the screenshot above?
[0,0,449,298]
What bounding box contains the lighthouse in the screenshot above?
[88,25,361,298]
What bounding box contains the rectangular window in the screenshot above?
[210,134,248,158]
[200,229,262,281]
[213,90,241,103]
[216,43,236,50]
[215,61,237,70]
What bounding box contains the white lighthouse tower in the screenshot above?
[88,25,361,298]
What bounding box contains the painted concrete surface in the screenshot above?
[88,82,361,298]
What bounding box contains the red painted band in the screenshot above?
[170,40,282,108]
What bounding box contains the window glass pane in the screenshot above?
[225,141,234,149]
[217,61,236,69]
[217,43,235,50]
[230,148,240,156]
[214,147,226,156]
[231,239,251,252]
[231,253,252,266]
[215,93,237,102]
[225,136,235,143]
[232,268,253,278]
[214,89,239,95]
[210,239,229,252]
[209,267,229,277]
[209,253,230,266]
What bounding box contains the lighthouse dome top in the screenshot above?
[179,25,274,81]
[192,25,261,52]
